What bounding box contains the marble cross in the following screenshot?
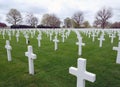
[5,40,12,61]
[25,46,37,75]
[37,34,42,47]
[109,34,116,43]
[76,36,85,56]
[2,31,5,39]
[113,42,120,64]
[69,58,96,87]
[53,36,59,50]
[62,33,65,43]
[16,33,19,42]
[98,35,105,47]
[8,32,11,41]
[49,33,53,41]
[92,32,96,42]
[25,34,29,44]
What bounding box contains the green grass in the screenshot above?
[0,29,120,87]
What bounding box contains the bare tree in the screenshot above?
[64,17,72,28]
[111,22,120,28]
[6,8,22,25]
[26,13,38,27]
[83,21,91,28]
[95,7,113,29]
[41,14,50,26]
[72,11,84,27]
[41,14,61,27]
[49,14,61,27]
[93,20,101,28]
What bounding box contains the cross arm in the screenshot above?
[25,52,28,57]
[76,42,85,46]
[84,71,96,82]
[37,37,41,40]
[25,52,36,59]
[31,54,37,59]
[69,67,78,77]
[82,43,85,46]
[113,47,119,51]
[5,45,12,50]
[76,42,79,45]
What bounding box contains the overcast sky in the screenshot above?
[0,0,120,25]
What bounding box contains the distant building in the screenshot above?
[0,22,7,28]
[10,25,35,28]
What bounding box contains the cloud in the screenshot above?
[112,8,120,21]
[0,0,120,25]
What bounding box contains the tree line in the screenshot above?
[1,7,119,29]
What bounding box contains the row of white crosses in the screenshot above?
[2,29,119,50]
[1,34,114,87]
[1,29,68,45]
[72,30,96,87]
[4,40,96,87]
[5,40,37,75]
[85,30,116,47]
[3,29,120,87]
[74,30,85,56]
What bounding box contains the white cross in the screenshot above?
[69,58,96,87]
[109,34,115,43]
[12,30,15,36]
[5,40,12,61]
[31,32,34,38]
[8,32,11,40]
[49,33,53,41]
[76,36,85,56]
[2,31,5,39]
[92,32,96,42]
[46,31,49,37]
[118,33,120,40]
[33,30,36,36]
[16,33,19,42]
[25,34,29,44]
[55,31,58,36]
[65,30,70,39]
[25,46,37,75]
[113,42,120,64]
[37,34,42,47]
[62,33,65,43]
[98,35,105,47]
[53,36,59,51]
[88,32,91,38]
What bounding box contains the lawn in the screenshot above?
[0,29,120,87]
